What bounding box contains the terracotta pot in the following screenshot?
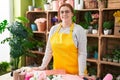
[34,18,47,32]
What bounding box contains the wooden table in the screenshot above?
[0,73,13,80]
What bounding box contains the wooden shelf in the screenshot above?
[87,58,98,63]
[30,50,45,55]
[100,61,120,67]
[26,8,120,78]
[101,34,120,39]
[33,31,46,34]
[87,34,99,38]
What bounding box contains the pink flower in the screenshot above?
[34,18,47,23]
[92,13,99,19]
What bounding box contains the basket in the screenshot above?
[84,0,98,9]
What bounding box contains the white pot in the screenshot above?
[103,29,112,35]
[92,29,98,34]
[38,47,43,52]
[44,3,51,11]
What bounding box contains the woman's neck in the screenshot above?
[61,21,72,28]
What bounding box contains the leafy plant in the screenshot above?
[0,62,10,72]
[0,17,37,69]
[37,41,45,48]
[0,20,8,33]
[84,12,93,26]
[72,10,77,22]
[0,61,10,75]
[79,22,88,29]
[103,21,114,29]
[112,48,120,60]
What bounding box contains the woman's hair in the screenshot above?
[58,3,74,22]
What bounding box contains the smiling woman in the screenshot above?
[0,0,13,62]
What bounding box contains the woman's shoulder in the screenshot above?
[49,23,60,34]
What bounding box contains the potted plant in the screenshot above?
[102,54,108,61]
[103,21,114,35]
[79,22,89,33]
[107,54,112,62]
[0,17,37,70]
[92,24,98,34]
[84,12,93,34]
[37,41,45,52]
[43,0,51,11]
[112,48,120,63]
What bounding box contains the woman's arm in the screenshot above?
[74,24,87,76]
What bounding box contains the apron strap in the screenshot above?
[55,23,74,34]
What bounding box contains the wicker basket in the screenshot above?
[84,0,98,9]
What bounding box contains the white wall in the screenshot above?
[0,0,13,62]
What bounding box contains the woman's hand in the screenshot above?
[83,76,96,80]
[32,66,45,71]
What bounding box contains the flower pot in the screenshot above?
[102,58,107,61]
[113,59,118,63]
[38,47,43,52]
[103,29,112,35]
[108,58,112,62]
[44,3,51,11]
[92,29,98,34]
[34,18,46,32]
[52,0,59,11]
[30,24,37,31]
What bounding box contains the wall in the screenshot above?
[13,0,44,67]
[13,0,44,18]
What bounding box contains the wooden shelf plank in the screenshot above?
[30,50,45,55]
[101,34,120,39]
[87,58,98,63]
[100,61,120,67]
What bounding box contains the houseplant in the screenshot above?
[37,41,46,52]
[112,48,120,63]
[1,17,37,70]
[84,11,93,34]
[103,21,114,35]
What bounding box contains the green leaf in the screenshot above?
[15,16,29,23]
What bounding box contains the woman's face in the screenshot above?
[59,6,73,22]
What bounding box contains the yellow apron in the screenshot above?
[50,23,78,75]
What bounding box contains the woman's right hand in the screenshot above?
[32,66,45,71]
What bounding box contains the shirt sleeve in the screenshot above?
[74,24,87,76]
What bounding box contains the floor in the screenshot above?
[0,73,13,80]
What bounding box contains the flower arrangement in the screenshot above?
[51,16,58,25]
[90,13,99,29]
[113,11,120,17]
[113,11,120,26]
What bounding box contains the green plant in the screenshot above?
[0,17,37,69]
[103,21,114,29]
[112,48,120,60]
[79,22,88,29]
[0,61,10,75]
[0,62,10,72]
[37,41,45,48]
[72,10,77,22]
[84,12,93,26]
[0,20,8,33]
[93,24,98,29]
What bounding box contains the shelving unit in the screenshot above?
[26,8,120,78]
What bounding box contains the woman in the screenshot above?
[39,3,87,76]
